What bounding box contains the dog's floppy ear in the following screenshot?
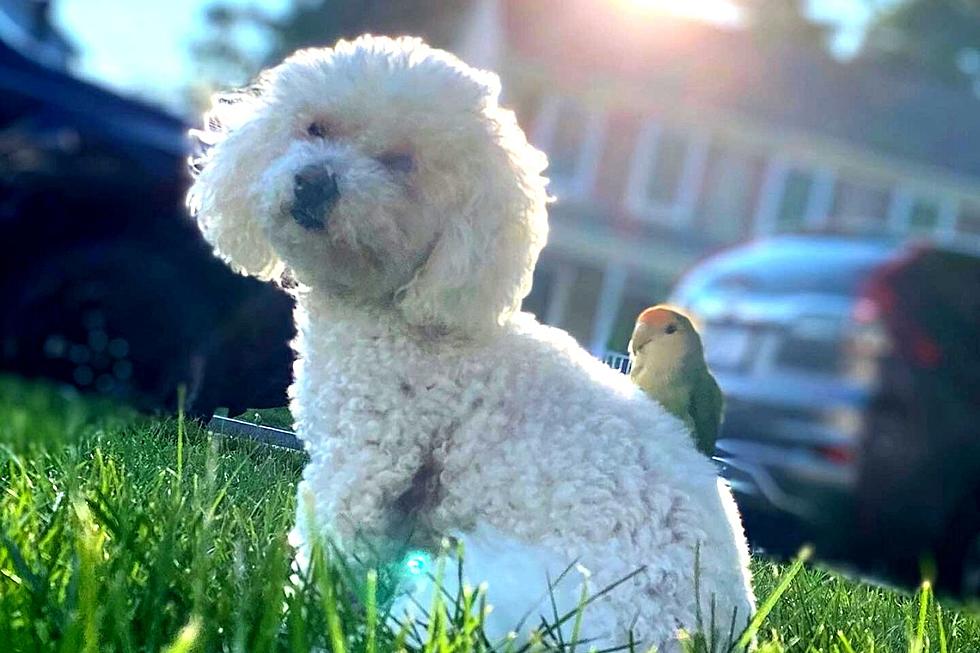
[187,84,284,281]
[397,99,550,336]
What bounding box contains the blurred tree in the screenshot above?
[738,0,833,52]
[191,0,473,88]
[859,0,980,93]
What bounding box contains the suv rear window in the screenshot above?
[676,240,895,298]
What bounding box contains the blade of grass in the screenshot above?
[734,546,812,651]
[176,385,186,500]
[545,571,567,651]
[836,630,856,653]
[568,578,591,653]
[910,581,930,653]
[366,568,378,653]
[423,549,448,653]
[161,617,201,653]
[317,543,347,653]
[936,600,947,653]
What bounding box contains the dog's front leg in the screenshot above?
[298,439,441,563]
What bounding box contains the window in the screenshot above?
[695,144,766,242]
[774,169,814,232]
[908,198,940,233]
[625,120,709,226]
[753,160,835,236]
[887,186,958,239]
[521,264,555,320]
[755,163,837,235]
[645,128,689,204]
[830,179,890,233]
[561,264,605,347]
[604,278,672,355]
[957,201,980,247]
[532,96,605,202]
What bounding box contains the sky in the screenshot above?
[52,0,889,115]
[53,0,289,112]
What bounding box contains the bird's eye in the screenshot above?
[307,122,329,138]
[377,152,414,174]
[664,324,678,335]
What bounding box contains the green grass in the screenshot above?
[1,376,978,652]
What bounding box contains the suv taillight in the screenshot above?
[851,297,893,352]
[852,246,941,372]
[816,443,857,465]
[843,296,894,386]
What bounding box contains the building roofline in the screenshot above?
[505,57,980,204]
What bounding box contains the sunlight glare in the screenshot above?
[404,551,431,576]
[616,0,744,26]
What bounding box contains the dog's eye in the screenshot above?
[307,122,329,138]
[377,152,414,174]
[664,324,678,335]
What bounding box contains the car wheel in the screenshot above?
[961,528,980,596]
[1,242,214,413]
[935,491,980,598]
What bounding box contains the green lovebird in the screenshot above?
[628,305,723,457]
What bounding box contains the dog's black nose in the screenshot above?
[291,164,339,231]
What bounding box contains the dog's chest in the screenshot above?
[292,315,520,452]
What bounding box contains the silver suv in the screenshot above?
[666,235,980,597]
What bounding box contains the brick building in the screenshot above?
[459,0,980,355]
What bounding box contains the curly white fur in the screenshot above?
[189,35,754,649]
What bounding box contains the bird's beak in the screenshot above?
[630,324,652,355]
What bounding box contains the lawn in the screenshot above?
[1,375,978,652]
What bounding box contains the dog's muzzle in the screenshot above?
[291,164,339,231]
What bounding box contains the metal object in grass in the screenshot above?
[602,351,632,374]
[207,414,304,451]
[211,352,632,452]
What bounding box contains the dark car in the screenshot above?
[667,235,980,597]
[0,39,294,415]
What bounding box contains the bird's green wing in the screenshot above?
[689,368,724,456]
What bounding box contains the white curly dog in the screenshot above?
[189,35,754,649]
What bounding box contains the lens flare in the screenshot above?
[404,551,431,576]
[615,0,744,26]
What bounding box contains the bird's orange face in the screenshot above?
[636,307,680,334]
[629,305,695,359]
